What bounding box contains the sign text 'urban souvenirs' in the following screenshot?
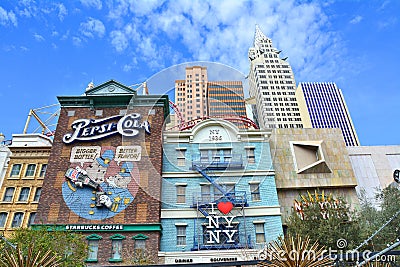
[63,113,150,144]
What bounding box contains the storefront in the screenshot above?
[34,80,169,265]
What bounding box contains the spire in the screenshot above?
[254,24,268,47]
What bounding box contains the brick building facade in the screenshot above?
[34,80,169,265]
[0,134,52,237]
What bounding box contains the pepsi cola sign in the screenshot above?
[63,113,150,144]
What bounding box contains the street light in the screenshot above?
[394,169,400,184]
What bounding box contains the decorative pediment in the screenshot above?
[85,80,137,96]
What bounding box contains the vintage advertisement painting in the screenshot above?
[62,145,141,220]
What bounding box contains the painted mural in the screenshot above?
[62,145,141,220]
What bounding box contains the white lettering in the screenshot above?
[207,216,220,229]
[63,114,150,144]
[206,230,221,243]
[222,216,236,228]
[222,229,237,243]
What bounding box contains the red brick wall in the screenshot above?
[35,105,165,264]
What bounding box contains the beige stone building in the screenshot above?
[248,25,303,130]
[175,66,208,122]
[269,128,359,223]
[347,145,400,206]
[0,134,52,237]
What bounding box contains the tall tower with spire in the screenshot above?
[248,25,303,129]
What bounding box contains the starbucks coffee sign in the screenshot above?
[63,113,151,144]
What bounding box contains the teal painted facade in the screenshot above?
[160,216,283,252]
[160,121,283,253]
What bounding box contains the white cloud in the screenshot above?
[72,36,83,46]
[57,3,67,21]
[80,0,102,10]
[123,64,133,72]
[102,0,346,82]
[378,17,397,29]
[0,6,17,26]
[80,17,105,38]
[33,33,45,42]
[17,0,38,18]
[350,15,363,24]
[110,30,129,52]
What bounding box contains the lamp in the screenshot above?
[394,169,400,184]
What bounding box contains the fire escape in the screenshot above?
[190,150,252,250]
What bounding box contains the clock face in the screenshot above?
[62,146,140,220]
[108,85,115,92]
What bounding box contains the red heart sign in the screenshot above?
[217,201,233,214]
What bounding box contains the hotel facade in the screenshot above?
[159,119,283,264]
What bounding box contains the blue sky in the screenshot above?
[0,0,399,146]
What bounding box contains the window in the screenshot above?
[0,212,7,228]
[246,147,255,164]
[39,164,47,177]
[11,212,23,228]
[110,234,125,262]
[27,212,36,226]
[201,184,211,203]
[86,234,102,262]
[33,187,42,202]
[88,240,99,261]
[176,185,186,203]
[250,183,261,201]
[25,164,36,177]
[176,225,187,246]
[10,164,21,177]
[254,223,266,244]
[18,187,30,202]
[176,149,186,166]
[3,187,15,202]
[135,239,145,250]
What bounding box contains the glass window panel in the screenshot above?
[11,164,21,176]
[201,185,211,203]
[0,212,7,228]
[28,212,36,226]
[176,226,186,246]
[111,240,122,260]
[88,240,99,260]
[11,212,23,228]
[18,187,30,202]
[176,186,186,203]
[39,164,47,177]
[255,223,266,244]
[246,148,255,164]
[250,184,261,201]
[33,187,42,202]
[3,187,15,202]
[134,239,145,250]
[25,164,36,177]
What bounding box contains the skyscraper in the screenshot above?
[174,66,248,126]
[175,66,208,122]
[296,82,360,146]
[207,81,247,118]
[248,25,303,129]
